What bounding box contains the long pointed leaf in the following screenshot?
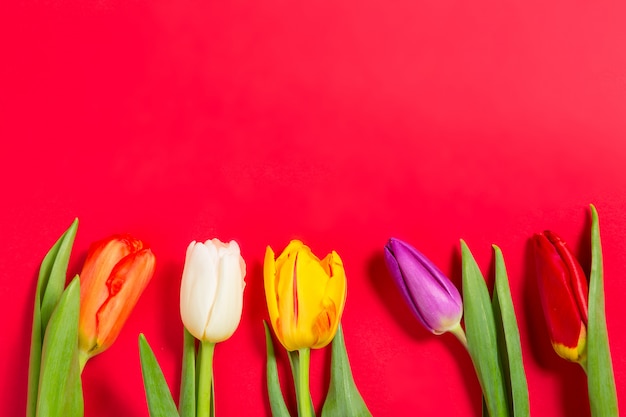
[320,325,371,417]
[586,205,618,416]
[461,240,508,417]
[179,328,196,417]
[264,322,292,417]
[492,245,529,417]
[27,219,78,417]
[36,276,83,417]
[40,219,79,330]
[139,334,179,417]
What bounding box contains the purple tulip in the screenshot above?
[384,238,463,335]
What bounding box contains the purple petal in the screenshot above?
[385,238,462,334]
[384,244,432,331]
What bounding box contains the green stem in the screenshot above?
[297,348,313,417]
[580,357,588,375]
[449,324,468,350]
[197,341,215,417]
[78,350,90,373]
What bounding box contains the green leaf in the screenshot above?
[36,276,83,417]
[40,219,79,332]
[138,334,179,417]
[461,240,508,417]
[320,325,371,417]
[586,204,619,416]
[492,245,529,417]
[179,328,196,417]
[28,219,78,417]
[264,321,292,417]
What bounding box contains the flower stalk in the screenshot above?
[197,341,216,417]
[297,348,313,417]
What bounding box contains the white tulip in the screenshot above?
[180,239,246,343]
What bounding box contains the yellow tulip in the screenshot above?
[264,240,347,351]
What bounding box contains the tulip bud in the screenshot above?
[79,235,156,359]
[264,240,347,351]
[532,231,588,363]
[180,239,246,343]
[384,237,463,335]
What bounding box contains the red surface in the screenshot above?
[2,1,626,416]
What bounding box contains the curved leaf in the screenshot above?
[28,219,78,417]
[492,245,529,417]
[461,240,508,417]
[179,328,196,417]
[321,325,371,417]
[139,334,179,417]
[586,205,618,416]
[36,277,83,417]
[264,321,292,417]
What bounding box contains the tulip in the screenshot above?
[384,237,463,336]
[179,238,246,417]
[179,239,246,343]
[264,240,347,352]
[265,240,347,417]
[532,231,588,363]
[78,234,156,364]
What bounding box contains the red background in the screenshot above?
[2,1,626,416]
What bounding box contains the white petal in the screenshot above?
[179,241,197,317]
[180,242,218,340]
[203,251,245,342]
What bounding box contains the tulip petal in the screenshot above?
[384,238,462,334]
[383,245,416,315]
[544,231,588,324]
[203,242,246,342]
[398,239,460,302]
[294,247,329,348]
[264,246,280,337]
[94,249,156,354]
[79,236,140,352]
[533,233,586,360]
[274,244,300,351]
[180,242,218,341]
[315,251,347,348]
[265,241,347,351]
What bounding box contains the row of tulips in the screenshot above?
[27,204,617,417]
[384,205,617,416]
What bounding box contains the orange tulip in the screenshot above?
[78,234,155,362]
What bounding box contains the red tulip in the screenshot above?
[533,230,588,363]
[78,234,156,361]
